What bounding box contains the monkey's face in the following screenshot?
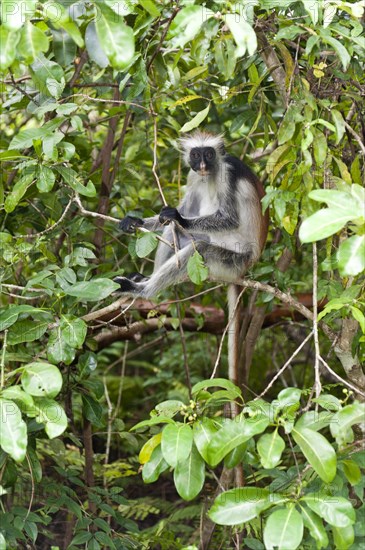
[189,147,217,176]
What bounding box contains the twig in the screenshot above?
[210,287,246,379]
[25,452,35,518]
[13,198,73,239]
[256,330,314,400]
[147,5,180,71]
[319,356,365,397]
[343,119,365,155]
[312,243,322,399]
[1,284,45,293]
[68,93,152,113]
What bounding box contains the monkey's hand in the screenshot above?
[159,206,185,226]
[119,215,144,234]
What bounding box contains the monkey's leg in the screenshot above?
[114,244,194,298]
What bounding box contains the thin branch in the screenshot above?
[256,330,314,400]
[147,5,180,71]
[1,284,45,293]
[312,243,322,398]
[68,93,152,113]
[343,119,365,155]
[319,356,365,397]
[1,330,7,389]
[13,198,73,239]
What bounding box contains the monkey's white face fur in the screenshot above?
[179,131,225,166]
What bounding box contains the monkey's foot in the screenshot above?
[113,272,149,294]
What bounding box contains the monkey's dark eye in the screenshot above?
[206,151,214,160]
[191,151,200,160]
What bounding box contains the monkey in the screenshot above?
[115,131,269,381]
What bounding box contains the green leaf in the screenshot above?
[33,397,67,438]
[161,423,193,468]
[338,235,365,277]
[135,232,158,258]
[342,459,362,486]
[332,525,355,549]
[180,106,210,134]
[257,429,285,469]
[302,493,356,527]
[322,35,351,70]
[225,13,257,57]
[0,305,43,331]
[52,28,77,65]
[4,168,36,213]
[299,209,354,242]
[313,131,327,165]
[82,394,104,427]
[155,400,184,418]
[193,418,219,463]
[94,2,135,69]
[1,0,37,30]
[308,189,360,213]
[168,6,205,48]
[60,315,87,347]
[139,0,160,17]
[299,505,328,549]
[8,320,48,344]
[1,386,34,411]
[292,427,336,483]
[207,415,270,467]
[187,250,209,284]
[37,165,56,193]
[42,1,84,47]
[294,410,332,432]
[21,362,63,398]
[264,507,303,550]
[209,487,279,525]
[142,445,169,483]
[18,22,49,64]
[173,445,205,500]
[330,402,365,447]
[350,305,365,333]
[0,27,20,70]
[9,118,62,149]
[47,326,76,366]
[85,22,109,68]
[0,533,5,550]
[192,378,241,396]
[65,278,120,301]
[331,110,346,144]
[277,387,301,407]
[55,166,96,197]
[0,398,27,462]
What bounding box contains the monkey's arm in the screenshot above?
[159,206,238,233]
[119,214,164,234]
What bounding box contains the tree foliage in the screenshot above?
[0,0,364,548]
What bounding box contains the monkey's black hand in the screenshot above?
[159,206,185,226]
[119,215,144,234]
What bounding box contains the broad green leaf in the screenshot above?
[8,320,48,345]
[0,27,20,70]
[192,378,241,396]
[135,232,158,258]
[342,459,362,486]
[337,235,365,277]
[313,131,327,165]
[331,110,346,144]
[42,1,84,47]
[0,305,43,331]
[301,0,319,23]
[161,423,193,468]
[33,397,67,438]
[257,429,285,469]
[155,400,184,418]
[18,22,49,64]
[302,493,356,527]
[37,165,56,193]
[52,28,77,66]
[207,415,270,467]
[173,445,205,500]
[332,525,354,550]
[131,416,175,431]
[142,445,169,483]
[300,505,328,549]
[312,393,341,411]
[9,118,62,149]
[0,533,5,550]
[322,35,351,70]
[277,105,297,145]
[27,447,42,482]
[180,106,210,134]
[82,394,103,427]
[292,427,336,483]
[0,398,27,462]
[350,306,365,333]
[277,387,301,407]
[168,6,205,48]
[308,189,360,214]
[139,433,162,464]
[21,362,63,398]
[299,209,354,242]
[225,14,257,57]
[4,169,36,213]
[60,315,87,348]
[295,410,332,432]
[330,402,365,447]
[65,278,120,301]
[94,2,135,69]
[47,326,76,366]
[1,0,36,30]
[264,507,303,550]
[187,250,209,284]
[85,22,109,68]
[55,166,96,197]
[1,386,34,410]
[224,442,248,469]
[139,0,160,17]
[209,487,279,525]
[193,418,219,463]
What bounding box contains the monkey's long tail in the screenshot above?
[227,284,242,387]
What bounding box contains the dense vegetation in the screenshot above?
[0,0,364,548]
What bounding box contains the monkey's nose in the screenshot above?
[200,161,206,171]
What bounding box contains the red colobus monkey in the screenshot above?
[115,132,268,380]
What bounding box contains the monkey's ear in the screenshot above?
[220,144,226,155]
